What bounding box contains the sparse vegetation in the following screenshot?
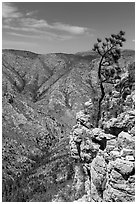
[2,47,134,202]
[92,31,126,127]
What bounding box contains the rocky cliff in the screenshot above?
[68,95,135,202]
[2,49,135,201]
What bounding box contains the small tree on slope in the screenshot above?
[92,31,126,127]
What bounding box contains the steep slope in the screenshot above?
[2,49,135,201]
[3,49,99,133]
[2,49,97,201]
[67,57,135,202]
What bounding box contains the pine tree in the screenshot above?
[92,31,126,127]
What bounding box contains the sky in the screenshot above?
[2,2,135,54]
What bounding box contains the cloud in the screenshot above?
[2,3,92,41]
[52,22,88,35]
[18,18,49,28]
[17,18,89,35]
[3,17,90,36]
[9,32,38,38]
[4,28,73,41]
[26,11,37,17]
[3,24,43,35]
[2,2,22,18]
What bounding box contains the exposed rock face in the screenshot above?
[69,101,107,201]
[101,59,135,201]
[2,49,135,202]
[69,85,135,202]
[104,158,135,202]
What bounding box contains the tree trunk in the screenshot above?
[96,81,105,127]
[96,57,105,127]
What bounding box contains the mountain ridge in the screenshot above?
[2,48,135,201]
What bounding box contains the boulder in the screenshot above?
[102,110,135,135]
[109,150,121,160]
[120,148,134,157]
[126,155,134,161]
[105,167,135,200]
[91,156,107,190]
[110,169,126,184]
[118,131,135,149]
[103,184,135,202]
[92,128,106,140]
[110,158,134,176]
[80,140,100,163]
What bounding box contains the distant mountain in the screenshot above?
[76,49,135,57]
[2,48,135,201]
[76,50,99,57]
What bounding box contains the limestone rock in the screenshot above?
[118,131,135,149]
[91,156,107,190]
[126,155,134,161]
[103,184,135,202]
[128,126,135,137]
[80,140,100,162]
[90,182,104,202]
[103,110,135,136]
[109,150,121,160]
[109,158,134,176]
[120,148,135,157]
[92,128,106,140]
[110,169,125,184]
[104,165,135,202]
[69,124,95,161]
